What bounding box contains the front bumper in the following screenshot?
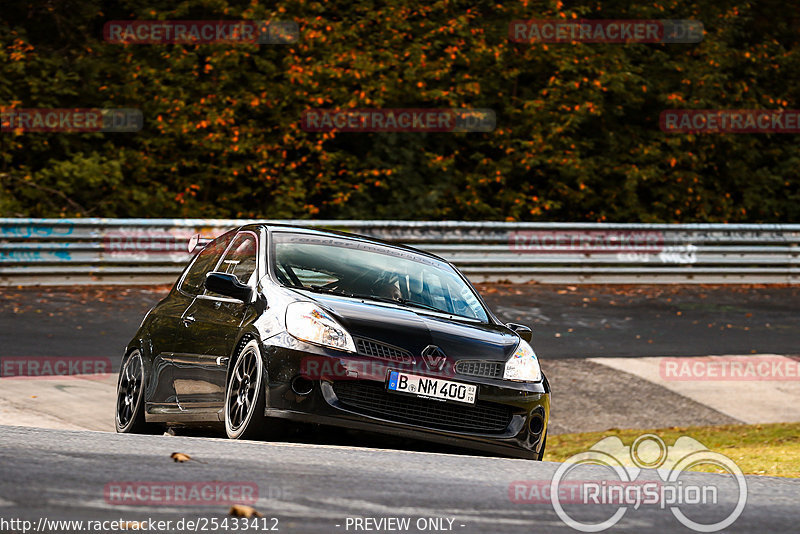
[263,339,550,459]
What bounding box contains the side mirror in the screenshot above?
[187,234,212,253]
[205,272,254,303]
[506,322,533,342]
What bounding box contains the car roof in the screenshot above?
[237,223,451,264]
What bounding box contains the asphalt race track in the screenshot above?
[1,284,799,532]
[2,284,799,364]
[1,426,799,534]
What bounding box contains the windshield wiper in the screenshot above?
[394,298,444,313]
[344,292,447,314]
[302,286,449,315]
[304,285,352,297]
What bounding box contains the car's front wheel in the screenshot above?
[224,339,285,440]
[115,349,160,434]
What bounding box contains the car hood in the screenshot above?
[295,291,519,363]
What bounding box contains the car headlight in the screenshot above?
[285,302,356,352]
[503,339,542,382]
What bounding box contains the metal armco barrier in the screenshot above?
[0,219,798,285]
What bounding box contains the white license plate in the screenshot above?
[387,371,476,405]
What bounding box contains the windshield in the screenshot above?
[271,232,489,322]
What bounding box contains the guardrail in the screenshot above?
[1,219,798,285]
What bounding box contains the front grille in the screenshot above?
[332,380,512,434]
[355,338,412,363]
[455,360,504,379]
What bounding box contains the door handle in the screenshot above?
[182,315,196,326]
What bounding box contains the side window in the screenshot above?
[179,231,235,296]
[216,233,258,286]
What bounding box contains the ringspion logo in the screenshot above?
[521,434,747,532]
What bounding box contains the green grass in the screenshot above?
[546,423,800,478]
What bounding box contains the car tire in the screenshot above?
[115,349,161,434]
[224,339,285,440]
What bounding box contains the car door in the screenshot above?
[175,230,260,410]
[143,290,193,407]
[144,231,236,411]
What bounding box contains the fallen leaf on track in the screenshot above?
[229,505,262,518]
[170,452,199,463]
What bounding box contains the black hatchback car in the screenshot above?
[115,224,550,459]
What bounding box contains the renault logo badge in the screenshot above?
[421,345,447,370]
